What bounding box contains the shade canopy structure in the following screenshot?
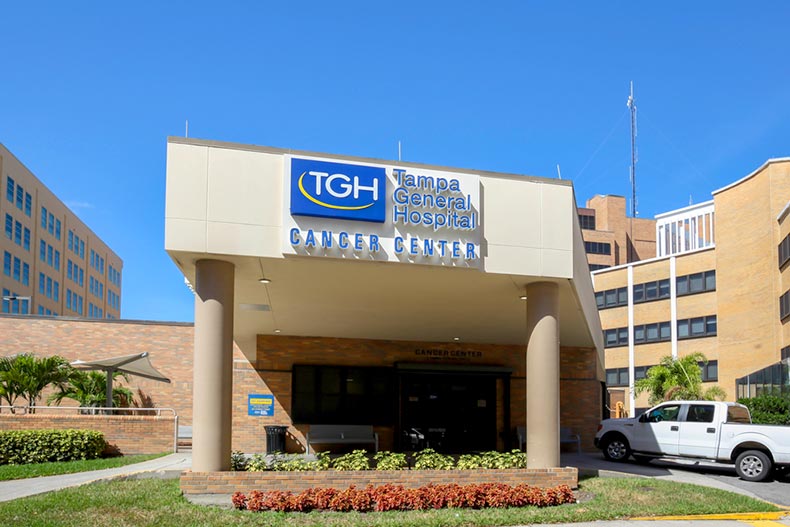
[70,352,171,408]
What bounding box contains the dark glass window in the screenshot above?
[676,275,688,295]
[646,323,659,341]
[658,279,670,298]
[292,365,394,425]
[677,270,716,296]
[645,282,658,300]
[633,284,644,303]
[579,214,596,230]
[687,404,715,423]
[659,321,671,340]
[699,360,718,381]
[585,241,611,255]
[677,315,717,340]
[779,234,790,269]
[595,291,604,308]
[781,290,790,321]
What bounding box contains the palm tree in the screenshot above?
[14,354,73,413]
[0,356,24,411]
[634,352,727,406]
[48,370,134,410]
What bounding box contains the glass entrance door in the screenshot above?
[399,372,496,452]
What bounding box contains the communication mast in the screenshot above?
[627,81,638,217]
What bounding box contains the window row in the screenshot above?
[2,252,30,286]
[39,241,61,271]
[595,270,716,310]
[606,360,719,387]
[589,264,610,272]
[37,306,57,316]
[604,315,717,347]
[89,276,104,300]
[780,234,790,269]
[89,249,105,275]
[1,288,30,314]
[40,207,62,241]
[66,289,84,315]
[108,265,121,287]
[781,290,790,321]
[38,273,60,302]
[67,230,86,259]
[88,303,103,319]
[584,241,611,255]
[108,289,120,311]
[6,177,32,217]
[4,214,31,251]
[67,259,85,287]
[578,214,596,230]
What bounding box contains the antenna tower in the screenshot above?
[627,81,638,217]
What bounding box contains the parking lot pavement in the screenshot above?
[561,451,790,507]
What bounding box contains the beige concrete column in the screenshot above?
[526,281,560,468]
[192,259,235,472]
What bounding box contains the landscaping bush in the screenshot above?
[231,482,576,512]
[331,450,370,471]
[413,448,455,470]
[737,394,790,425]
[0,429,106,465]
[373,450,407,470]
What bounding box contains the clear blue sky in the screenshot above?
[2,2,789,322]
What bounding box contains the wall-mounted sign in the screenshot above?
[283,155,481,268]
[248,394,274,416]
[414,348,484,359]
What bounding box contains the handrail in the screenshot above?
[0,406,180,452]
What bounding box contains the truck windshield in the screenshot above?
[726,406,751,424]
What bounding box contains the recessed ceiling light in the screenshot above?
[258,277,271,284]
[520,295,528,300]
[453,337,460,341]
[274,329,281,334]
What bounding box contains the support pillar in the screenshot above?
[526,281,560,469]
[192,259,235,472]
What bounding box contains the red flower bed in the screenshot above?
[232,482,575,512]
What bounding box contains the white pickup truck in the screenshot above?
[594,400,790,482]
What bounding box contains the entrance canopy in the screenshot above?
[71,352,171,408]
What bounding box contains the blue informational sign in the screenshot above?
[290,157,386,223]
[248,394,274,416]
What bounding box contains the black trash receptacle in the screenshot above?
[264,425,288,454]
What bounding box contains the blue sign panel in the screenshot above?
[290,158,386,223]
[248,394,274,416]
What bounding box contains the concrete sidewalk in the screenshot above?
[0,452,192,502]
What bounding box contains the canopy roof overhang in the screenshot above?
[71,352,171,408]
[170,251,600,351]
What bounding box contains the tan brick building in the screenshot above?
[589,158,790,416]
[0,143,122,318]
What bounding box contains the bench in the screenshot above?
[515,426,581,453]
[306,424,379,453]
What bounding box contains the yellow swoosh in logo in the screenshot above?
[298,172,375,210]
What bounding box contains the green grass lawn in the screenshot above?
[0,476,780,527]
[0,454,167,481]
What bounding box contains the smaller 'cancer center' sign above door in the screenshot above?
[282,155,481,268]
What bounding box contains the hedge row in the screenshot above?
[232,483,576,512]
[0,429,106,465]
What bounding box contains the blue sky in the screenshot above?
[1,2,789,322]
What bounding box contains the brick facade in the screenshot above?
[0,414,175,454]
[180,467,579,495]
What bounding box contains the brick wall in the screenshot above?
[0,414,176,454]
[180,467,578,495]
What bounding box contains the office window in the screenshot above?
[585,241,611,255]
[79,267,84,286]
[47,245,53,266]
[24,192,31,216]
[606,367,630,387]
[12,257,20,281]
[4,214,11,239]
[699,360,718,382]
[677,315,717,340]
[780,234,790,269]
[90,250,95,268]
[40,240,46,262]
[14,221,21,245]
[15,185,23,209]
[781,346,790,361]
[579,214,596,230]
[41,207,47,229]
[3,251,10,276]
[6,177,14,202]
[79,240,85,259]
[54,250,60,271]
[781,290,790,321]
[54,281,59,302]
[1,288,8,313]
[23,228,30,251]
[22,263,29,286]
[589,264,610,271]
[38,306,44,315]
[46,277,53,298]
[677,270,716,296]
[55,219,61,240]
[68,231,74,251]
[99,282,103,299]
[47,213,54,235]
[78,295,83,315]
[604,327,628,347]
[39,272,45,294]
[67,260,73,280]
[67,289,72,310]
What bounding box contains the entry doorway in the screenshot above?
[399,371,498,452]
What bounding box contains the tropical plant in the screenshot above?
[0,354,73,413]
[48,370,133,409]
[634,352,727,406]
[331,449,370,471]
[413,448,455,470]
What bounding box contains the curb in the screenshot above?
[631,511,790,521]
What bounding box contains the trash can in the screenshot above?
[264,425,288,454]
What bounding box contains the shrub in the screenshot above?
[331,449,370,471]
[233,482,576,512]
[230,450,247,471]
[246,453,269,472]
[413,448,455,470]
[0,429,106,465]
[373,451,407,470]
[738,394,790,425]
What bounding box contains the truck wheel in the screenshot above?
[602,435,631,462]
[735,450,772,482]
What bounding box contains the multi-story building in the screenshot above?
[0,143,123,318]
[579,194,656,271]
[587,158,790,416]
